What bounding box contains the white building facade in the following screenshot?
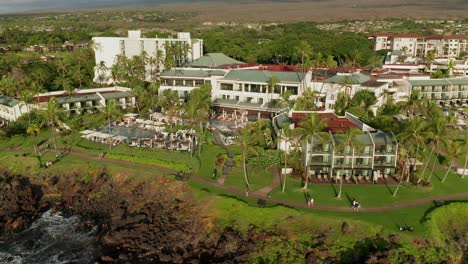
[93,30,204,83]
[369,33,468,58]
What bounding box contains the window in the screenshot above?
[286,86,298,95]
[274,85,281,94]
[220,83,234,91]
[175,79,184,86]
[250,84,261,93]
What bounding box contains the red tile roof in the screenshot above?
[292,112,358,133]
[426,34,468,40]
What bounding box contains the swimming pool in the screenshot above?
[97,126,155,138]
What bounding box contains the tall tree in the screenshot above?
[277,125,298,192]
[397,117,430,182]
[267,75,280,108]
[96,61,109,84]
[393,145,409,197]
[235,126,257,187]
[335,127,363,198]
[26,123,41,156]
[295,41,313,92]
[43,98,63,156]
[420,117,450,183]
[103,100,121,151]
[158,89,179,127]
[442,140,464,183]
[295,113,330,189]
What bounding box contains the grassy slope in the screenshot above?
[1,152,466,239]
[270,175,467,207]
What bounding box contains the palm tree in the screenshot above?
[295,90,317,111]
[103,100,121,151]
[26,123,41,156]
[405,90,421,117]
[158,89,179,127]
[397,117,430,182]
[235,126,257,187]
[393,145,409,196]
[148,82,160,113]
[183,99,199,157]
[30,81,45,105]
[295,41,313,92]
[420,117,450,183]
[277,125,297,192]
[295,114,330,189]
[267,75,280,108]
[19,89,34,123]
[446,59,457,76]
[43,98,63,156]
[442,140,464,183]
[147,56,157,81]
[335,127,363,198]
[96,61,109,84]
[344,49,363,70]
[425,50,436,72]
[155,49,165,80]
[367,55,382,75]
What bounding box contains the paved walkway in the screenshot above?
[3,148,468,212]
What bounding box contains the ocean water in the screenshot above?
[0,0,212,14]
[0,210,100,264]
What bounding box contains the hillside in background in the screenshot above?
[3,0,468,22]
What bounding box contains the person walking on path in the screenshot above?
[352,199,360,211]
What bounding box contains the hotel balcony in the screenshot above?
[374,157,395,167]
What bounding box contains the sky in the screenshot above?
[0,0,194,14]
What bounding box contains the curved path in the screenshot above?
[68,150,468,212]
[4,148,468,212]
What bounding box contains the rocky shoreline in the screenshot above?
[0,169,262,263]
[1,168,466,263]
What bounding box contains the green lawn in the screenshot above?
[0,131,52,150]
[1,151,466,240]
[224,165,277,192]
[194,144,226,179]
[270,172,467,207]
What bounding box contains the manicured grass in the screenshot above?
[195,144,226,179]
[224,165,277,192]
[270,172,467,207]
[0,131,52,150]
[2,151,466,239]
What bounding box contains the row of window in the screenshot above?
[310,156,395,165]
[219,83,299,95]
[310,144,394,154]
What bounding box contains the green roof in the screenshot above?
[0,95,19,107]
[409,78,468,86]
[161,69,226,78]
[190,53,245,68]
[447,79,468,85]
[101,91,134,100]
[56,94,101,104]
[409,79,449,86]
[325,73,371,85]
[223,70,305,83]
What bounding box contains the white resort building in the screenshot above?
[92,30,204,83]
[368,33,468,58]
